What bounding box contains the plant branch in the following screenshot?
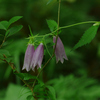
[0,36,6,48]
[0,57,37,100]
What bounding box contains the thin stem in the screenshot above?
[32,54,54,88]
[32,0,61,89]
[0,36,6,48]
[53,0,61,53]
[59,21,97,30]
[45,21,97,38]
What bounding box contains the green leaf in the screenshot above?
[0,54,4,60]
[33,84,41,92]
[0,49,11,56]
[0,21,9,30]
[37,79,44,87]
[5,57,12,63]
[33,84,48,98]
[6,25,23,37]
[46,19,58,32]
[46,85,56,100]
[4,83,31,100]
[8,16,23,28]
[0,21,8,30]
[47,0,53,5]
[26,95,33,100]
[0,49,12,63]
[4,66,12,79]
[72,25,99,50]
[14,73,37,80]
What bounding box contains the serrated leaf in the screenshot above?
[47,0,53,5]
[46,85,56,100]
[26,95,33,100]
[46,19,58,32]
[8,16,23,28]
[72,25,99,50]
[6,25,23,37]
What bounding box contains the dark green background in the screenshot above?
[0,0,100,100]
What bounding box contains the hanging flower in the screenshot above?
[31,43,44,71]
[22,44,35,71]
[53,36,68,63]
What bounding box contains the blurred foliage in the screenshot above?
[47,74,100,100]
[0,0,100,99]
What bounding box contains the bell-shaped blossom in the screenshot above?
[22,44,35,71]
[53,36,68,63]
[31,43,44,71]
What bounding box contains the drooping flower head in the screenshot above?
[53,36,68,63]
[22,44,35,71]
[31,43,44,71]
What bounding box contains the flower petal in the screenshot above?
[31,43,44,70]
[53,36,68,63]
[22,44,35,71]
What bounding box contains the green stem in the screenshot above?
[32,21,97,39]
[32,0,61,89]
[59,21,97,30]
[0,36,6,49]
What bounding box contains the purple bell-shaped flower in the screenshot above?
[22,44,35,71]
[31,43,44,71]
[53,36,68,63]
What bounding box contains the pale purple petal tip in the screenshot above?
[22,44,35,72]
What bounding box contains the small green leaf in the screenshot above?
[8,16,23,28]
[46,19,58,32]
[28,25,33,36]
[5,31,9,36]
[37,78,44,87]
[47,0,53,5]
[6,25,23,37]
[0,21,9,30]
[46,85,56,100]
[26,95,33,100]
[72,25,99,50]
